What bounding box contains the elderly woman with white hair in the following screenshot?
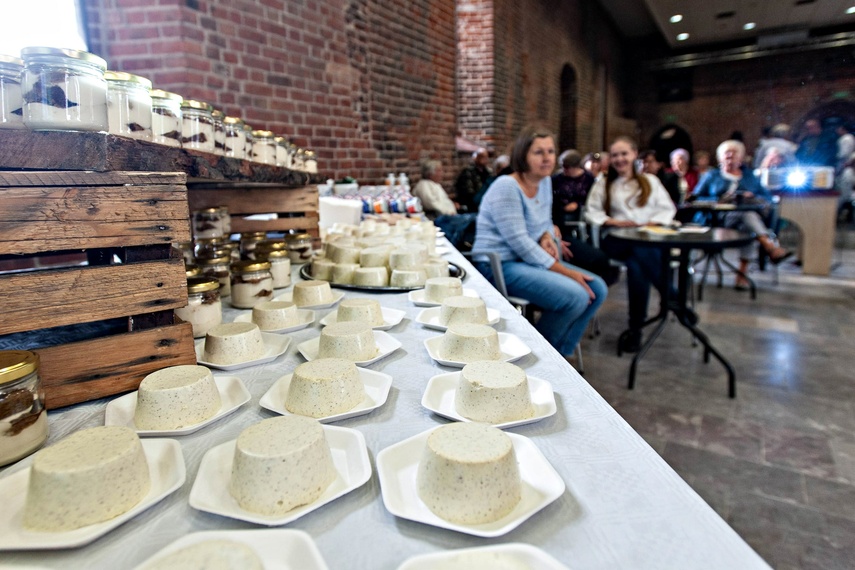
[692,139,792,289]
[668,148,699,202]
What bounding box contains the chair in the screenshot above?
[463,251,585,374]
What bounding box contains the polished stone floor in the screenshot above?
[579,239,855,570]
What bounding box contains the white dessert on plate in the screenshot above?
[251,300,299,330]
[203,322,266,365]
[390,269,426,287]
[336,298,384,327]
[359,246,391,268]
[286,358,365,417]
[229,416,336,515]
[141,539,263,570]
[293,280,334,306]
[134,365,222,430]
[352,266,389,287]
[331,263,359,285]
[417,422,521,525]
[455,361,534,423]
[441,323,502,363]
[423,277,463,303]
[423,259,450,279]
[23,426,151,531]
[311,258,335,281]
[318,321,378,361]
[440,296,489,326]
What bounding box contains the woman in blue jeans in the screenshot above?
[470,126,607,360]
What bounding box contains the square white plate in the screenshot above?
[408,288,478,307]
[376,426,565,538]
[297,330,402,365]
[421,372,556,429]
[132,529,330,570]
[259,368,393,423]
[104,375,251,436]
[274,290,345,309]
[414,306,501,331]
[423,332,531,367]
[0,439,185,550]
[435,246,450,255]
[233,309,316,333]
[195,333,291,371]
[319,306,406,331]
[189,425,371,526]
[397,543,569,570]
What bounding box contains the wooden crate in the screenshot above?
[0,170,197,409]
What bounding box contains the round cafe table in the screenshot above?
[608,227,754,398]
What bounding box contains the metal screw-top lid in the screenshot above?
[256,249,289,259]
[180,99,213,112]
[251,130,274,138]
[0,54,24,72]
[150,89,183,102]
[20,47,107,71]
[197,255,231,265]
[187,276,220,294]
[223,116,244,126]
[0,351,40,386]
[185,265,201,277]
[104,70,152,89]
[230,260,272,273]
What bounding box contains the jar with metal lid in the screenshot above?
[222,116,246,158]
[105,71,152,140]
[197,255,231,297]
[0,55,25,129]
[243,123,254,159]
[180,99,215,152]
[275,136,291,168]
[217,205,232,235]
[194,236,227,258]
[287,233,314,264]
[239,231,268,259]
[251,129,276,165]
[174,277,222,338]
[292,148,306,172]
[304,150,318,174]
[230,260,274,309]
[20,46,108,131]
[0,350,49,466]
[222,241,241,262]
[150,89,182,147]
[175,241,194,265]
[192,207,225,239]
[256,249,291,289]
[211,109,225,155]
[185,264,201,278]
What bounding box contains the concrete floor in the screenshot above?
[578,237,855,570]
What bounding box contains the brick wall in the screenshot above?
[632,46,855,161]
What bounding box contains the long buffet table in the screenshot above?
[2,243,770,569]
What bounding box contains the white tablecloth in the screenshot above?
[3,245,770,569]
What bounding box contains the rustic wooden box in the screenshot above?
[0,170,197,409]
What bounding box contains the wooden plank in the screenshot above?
[230,214,320,235]
[0,220,191,255]
[0,257,188,335]
[0,171,186,187]
[187,185,319,214]
[36,322,197,409]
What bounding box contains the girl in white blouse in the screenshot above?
[585,136,677,353]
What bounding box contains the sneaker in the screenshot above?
[618,329,642,354]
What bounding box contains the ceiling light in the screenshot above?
[846,6,855,14]
[744,22,756,30]
[670,14,683,23]
[677,33,690,41]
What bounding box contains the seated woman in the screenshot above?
[412,159,477,250]
[585,136,678,353]
[692,139,792,289]
[471,126,607,360]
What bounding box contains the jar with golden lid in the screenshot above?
[286,232,314,264]
[303,150,318,174]
[20,46,108,131]
[197,254,231,297]
[105,70,152,140]
[185,264,201,278]
[222,116,246,158]
[230,260,273,308]
[251,129,276,165]
[211,109,225,155]
[292,148,306,172]
[243,123,254,159]
[275,136,291,168]
[192,207,225,239]
[217,205,232,234]
[0,55,25,129]
[180,99,215,152]
[194,236,227,258]
[174,276,222,338]
[0,350,48,466]
[239,231,268,259]
[150,89,182,147]
[255,248,291,289]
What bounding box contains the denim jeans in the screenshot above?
[476,260,607,356]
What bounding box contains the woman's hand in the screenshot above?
[564,202,579,212]
[564,268,596,301]
[540,233,560,260]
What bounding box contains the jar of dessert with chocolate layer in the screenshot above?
[180,99,215,152]
[192,207,226,239]
[251,130,276,165]
[239,231,268,259]
[255,241,291,289]
[286,233,314,264]
[174,277,222,338]
[194,236,228,259]
[150,89,182,147]
[230,260,274,309]
[218,205,232,235]
[105,71,152,140]
[243,123,254,159]
[20,46,108,131]
[211,109,226,155]
[197,255,232,298]
[275,136,291,168]
[0,351,48,466]
[0,55,25,129]
[222,116,246,158]
[292,147,306,172]
[185,264,201,278]
[304,150,318,174]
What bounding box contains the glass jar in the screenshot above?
[192,207,225,239]
[185,264,201,278]
[304,150,318,174]
[251,129,276,165]
[255,243,291,289]
[0,350,49,466]
[287,233,314,264]
[180,99,215,152]
[0,55,25,129]
[20,46,108,131]
[239,231,268,259]
[105,70,152,140]
[230,260,274,309]
[292,147,306,171]
[197,255,231,297]
[194,236,227,259]
[218,205,232,235]
[150,89,182,147]
[243,123,254,159]
[174,277,222,338]
[211,109,225,155]
[275,136,291,168]
[222,116,246,158]
[175,241,194,265]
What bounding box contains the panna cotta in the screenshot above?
[336,298,384,327]
[455,361,534,423]
[317,321,378,361]
[440,296,488,327]
[203,322,266,365]
[251,301,299,330]
[441,323,501,363]
[293,280,334,307]
[134,365,222,430]
[286,358,365,417]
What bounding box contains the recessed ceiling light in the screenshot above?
[670,14,683,23]
[677,33,690,41]
[744,22,757,30]
[846,6,855,14]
